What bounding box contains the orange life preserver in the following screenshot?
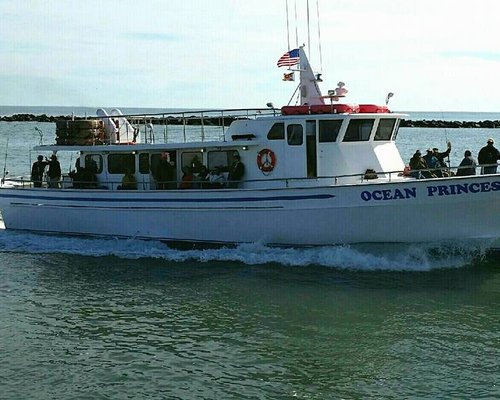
[257,149,277,174]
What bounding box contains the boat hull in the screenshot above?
[0,175,499,246]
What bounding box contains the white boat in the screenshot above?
[0,48,499,247]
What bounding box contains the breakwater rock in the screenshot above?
[1,113,500,128]
[400,119,500,128]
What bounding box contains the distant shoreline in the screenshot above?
[1,113,499,128]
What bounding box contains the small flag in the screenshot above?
[283,72,295,81]
[277,48,300,67]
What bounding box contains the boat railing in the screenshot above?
[2,163,498,190]
[93,108,279,145]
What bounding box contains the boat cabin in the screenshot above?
[35,106,406,191]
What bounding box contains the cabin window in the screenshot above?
[287,124,303,146]
[139,153,150,174]
[208,150,236,171]
[108,153,135,174]
[374,119,397,141]
[151,152,176,176]
[181,152,204,173]
[319,120,342,142]
[267,123,285,140]
[343,119,374,142]
[79,154,103,173]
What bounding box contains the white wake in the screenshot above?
[0,225,491,271]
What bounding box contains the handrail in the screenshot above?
[2,163,499,190]
[94,108,279,120]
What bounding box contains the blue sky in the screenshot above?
[1,0,500,111]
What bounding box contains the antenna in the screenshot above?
[1,134,10,186]
[385,92,394,105]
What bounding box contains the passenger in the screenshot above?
[423,148,442,177]
[207,167,225,188]
[47,154,61,188]
[118,169,137,190]
[409,150,434,179]
[31,155,48,188]
[433,142,452,176]
[478,138,500,174]
[69,157,85,188]
[433,142,452,165]
[179,166,194,189]
[153,152,175,189]
[190,155,203,174]
[193,165,209,188]
[456,150,477,176]
[227,153,245,188]
[83,155,98,188]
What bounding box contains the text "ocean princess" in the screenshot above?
[360,181,500,201]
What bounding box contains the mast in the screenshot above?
[298,47,324,105]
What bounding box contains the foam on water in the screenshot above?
[0,223,490,270]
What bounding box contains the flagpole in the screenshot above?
[294,0,298,48]
[316,0,323,72]
[285,0,290,51]
[307,0,311,58]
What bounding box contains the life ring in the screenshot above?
[257,149,276,174]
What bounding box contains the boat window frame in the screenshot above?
[80,154,103,174]
[150,151,176,177]
[207,150,235,171]
[181,151,204,174]
[391,119,401,141]
[107,153,136,174]
[374,118,397,141]
[287,123,303,146]
[267,122,285,140]
[343,119,375,142]
[318,119,343,143]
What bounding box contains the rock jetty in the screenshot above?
[399,119,500,128]
[1,113,500,128]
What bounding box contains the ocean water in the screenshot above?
[0,108,499,399]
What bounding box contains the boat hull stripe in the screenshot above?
[0,193,335,203]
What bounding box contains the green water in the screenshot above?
[1,252,499,399]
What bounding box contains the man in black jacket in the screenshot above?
[47,154,62,188]
[31,155,48,188]
[227,153,245,188]
[478,138,500,174]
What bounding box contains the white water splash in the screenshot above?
[0,226,491,271]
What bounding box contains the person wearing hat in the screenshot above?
[432,142,451,163]
[227,152,245,188]
[422,148,440,177]
[47,154,62,188]
[409,150,433,179]
[478,138,500,174]
[433,141,452,176]
[31,155,48,188]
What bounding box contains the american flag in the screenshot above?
[277,48,300,67]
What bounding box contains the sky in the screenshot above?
[1,0,500,111]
